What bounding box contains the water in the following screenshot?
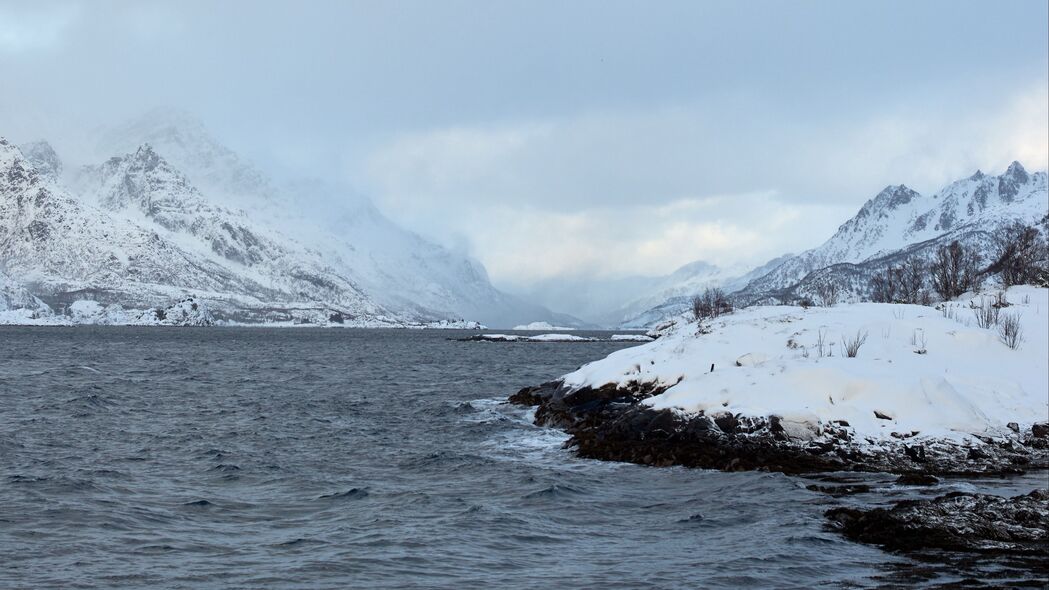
[0,327,1044,589]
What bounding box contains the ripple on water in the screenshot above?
[0,326,1043,589]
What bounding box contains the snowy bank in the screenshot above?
[0,297,216,327]
[511,286,1049,475]
[512,321,577,331]
[461,333,597,342]
[459,333,653,342]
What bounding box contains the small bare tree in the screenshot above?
[815,281,840,307]
[989,222,1048,287]
[998,313,1023,350]
[869,267,897,303]
[931,241,982,301]
[690,287,732,322]
[897,257,926,304]
[842,330,869,358]
[690,294,705,321]
[972,297,1001,329]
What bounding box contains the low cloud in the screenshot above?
[362,84,1048,285]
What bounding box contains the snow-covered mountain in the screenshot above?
[515,255,792,328]
[87,110,581,328]
[616,163,1046,327]
[736,162,1048,304]
[616,254,793,328]
[0,138,394,324]
[1,110,581,327]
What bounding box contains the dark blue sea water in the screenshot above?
[0,327,1044,589]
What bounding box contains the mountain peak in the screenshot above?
[99,109,272,205]
[864,184,918,214]
[1004,160,1027,178]
[998,160,1031,202]
[0,138,41,193]
[969,169,985,181]
[18,140,63,180]
[129,143,163,169]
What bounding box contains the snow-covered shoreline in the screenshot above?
[511,286,1049,475]
[458,333,653,343]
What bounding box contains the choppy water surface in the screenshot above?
[1,327,1044,589]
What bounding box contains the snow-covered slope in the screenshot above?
[739,164,1048,302]
[563,286,1049,443]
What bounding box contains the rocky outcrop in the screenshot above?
[825,489,1049,555]
[510,380,1049,476]
[139,297,215,326]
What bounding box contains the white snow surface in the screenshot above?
[512,321,577,331]
[525,333,594,342]
[610,334,655,342]
[476,333,596,342]
[561,286,1049,442]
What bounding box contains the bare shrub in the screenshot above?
[940,303,960,321]
[931,241,982,301]
[815,281,840,307]
[870,258,926,304]
[973,297,1001,329]
[998,313,1023,349]
[816,328,828,358]
[990,222,1049,287]
[842,330,869,358]
[691,287,732,322]
[897,258,926,304]
[911,328,927,354]
[993,291,1010,308]
[869,268,897,303]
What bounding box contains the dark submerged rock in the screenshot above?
[806,484,874,496]
[825,489,1049,555]
[895,473,940,486]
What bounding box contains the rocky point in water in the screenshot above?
[510,380,1049,476]
[825,489,1049,557]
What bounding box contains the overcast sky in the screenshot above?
[1,0,1047,287]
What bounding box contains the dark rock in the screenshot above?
[1033,423,1049,438]
[508,379,1049,476]
[825,489,1049,554]
[806,484,873,496]
[894,473,939,486]
[507,382,559,407]
[713,412,739,434]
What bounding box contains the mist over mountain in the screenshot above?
[3,109,1043,329]
[0,112,589,327]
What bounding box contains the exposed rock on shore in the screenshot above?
[510,380,1049,475]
